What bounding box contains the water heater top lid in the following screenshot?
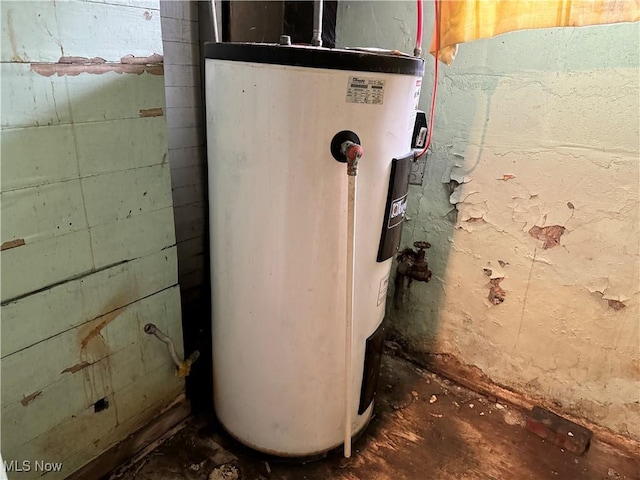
[204,42,425,77]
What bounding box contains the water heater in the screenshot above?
[205,42,424,457]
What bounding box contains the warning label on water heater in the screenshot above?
[346,77,385,105]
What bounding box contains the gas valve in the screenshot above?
[394,240,432,308]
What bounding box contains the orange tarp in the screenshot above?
[431,0,640,64]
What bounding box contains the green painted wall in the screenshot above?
[338,2,639,440]
[0,1,185,477]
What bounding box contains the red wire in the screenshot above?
[416,0,440,159]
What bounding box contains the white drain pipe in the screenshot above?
[341,141,363,458]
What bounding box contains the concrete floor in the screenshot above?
[110,355,639,480]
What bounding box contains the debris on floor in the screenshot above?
[112,355,640,480]
[208,464,240,480]
[608,467,622,479]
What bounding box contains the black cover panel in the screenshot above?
[377,154,412,262]
[358,322,386,415]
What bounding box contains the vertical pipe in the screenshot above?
[312,0,323,46]
[344,173,357,458]
[211,0,220,43]
[414,0,423,57]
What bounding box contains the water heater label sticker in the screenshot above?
[414,80,422,110]
[416,127,428,148]
[411,81,422,132]
[377,273,390,306]
[346,77,385,105]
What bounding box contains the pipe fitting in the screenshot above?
[178,350,201,378]
[394,240,432,309]
[311,0,323,46]
[341,141,363,176]
[144,323,199,378]
[279,35,292,46]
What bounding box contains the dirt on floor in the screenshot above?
[109,355,640,480]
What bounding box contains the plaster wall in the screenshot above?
[337,2,639,439]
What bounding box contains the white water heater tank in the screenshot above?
[205,43,424,457]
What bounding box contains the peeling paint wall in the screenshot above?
[1,1,185,477]
[338,2,639,440]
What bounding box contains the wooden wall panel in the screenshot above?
[0,1,186,477]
